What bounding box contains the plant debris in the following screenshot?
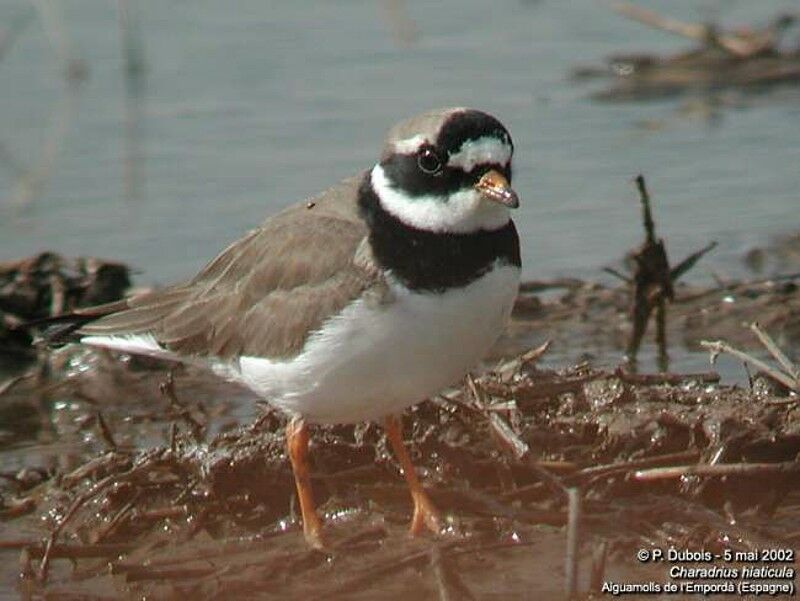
[0,252,131,360]
[602,175,716,369]
[573,3,800,101]
[1,337,799,598]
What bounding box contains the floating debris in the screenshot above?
[573,3,800,101]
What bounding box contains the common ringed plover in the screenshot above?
[55,107,522,548]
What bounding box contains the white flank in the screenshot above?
[236,263,520,424]
[370,164,510,234]
[393,134,428,154]
[447,136,512,172]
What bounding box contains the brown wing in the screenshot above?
[80,175,385,360]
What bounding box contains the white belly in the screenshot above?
[237,263,520,424]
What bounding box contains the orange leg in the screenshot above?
[286,417,325,549]
[383,414,442,536]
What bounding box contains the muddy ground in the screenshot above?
[1,240,799,599]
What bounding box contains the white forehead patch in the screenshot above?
[370,165,510,234]
[393,134,428,154]
[447,136,512,172]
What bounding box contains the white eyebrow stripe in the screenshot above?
[393,134,428,154]
[447,137,512,172]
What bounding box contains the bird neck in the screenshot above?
[357,175,521,292]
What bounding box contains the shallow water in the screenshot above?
[1,0,799,290]
[2,4,800,596]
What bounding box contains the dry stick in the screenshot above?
[655,296,668,372]
[622,177,716,364]
[511,373,601,401]
[327,542,461,598]
[518,278,584,293]
[94,498,136,543]
[159,371,204,441]
[0,372,33,396]
[634,461,800,482]
[12,542,132,559]
[446,486,566,525]
[0,497,36,518]
[118,565,217,582]
[589,541,609,594]
[487,412,530,461]
[493,340,553,384]
[603,266,632,284]
[471,378,568,499]
[169,422,178,452]
[516,339,553,367]
[60,451,126,489]
[327,538,537,599]
[670,241,718,282]
[136,505,188,522]
[746,270,800,287]
[95,411,117,451]
[610,1,755,57]
[430,545,477,601]
[750,322,800,383]
[700,340,797,392]
[625,175,674,362]
[110,535,292,573]
[611,1,708,43]
[38,473,119,581]
[49,272,66,315]
[613,368,719,385]
[565,487,582,600]
[568,450,701,484]
[37,454,156,581]
[636,175,656,245]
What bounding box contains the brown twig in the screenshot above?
[468,375,568,499]
[619,175,715,365]
[603,266,632,284]
[634,461,800,481]
[0,496,37,518]
[611,1,775,58]
[159,370,205,441]
[0,372,33,396]
[60,451,128,489]
[700,339,797,392]
[670,241,718,282]
[6,541,133,558]
[750,322,800,383]
[518,278,584,293]
[613,368,719,385]
[569,450,702,485]
[430,545,477,601]
[38,455,157,581]
[114,565,217,582]
[565,487,582,600]
[38,473,119,580]
[589,541,609,594]
[92,498,136,543]
[95,411,117,451]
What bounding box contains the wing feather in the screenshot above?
[80,175,386,360]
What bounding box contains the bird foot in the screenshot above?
[302,520,328,550]
[409,492,443,536]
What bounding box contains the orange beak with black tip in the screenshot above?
[475,169,519,209]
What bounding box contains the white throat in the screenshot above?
[370,164,511,234]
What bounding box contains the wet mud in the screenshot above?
[1,308,799,598]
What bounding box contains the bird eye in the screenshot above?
[417,147,442,175]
